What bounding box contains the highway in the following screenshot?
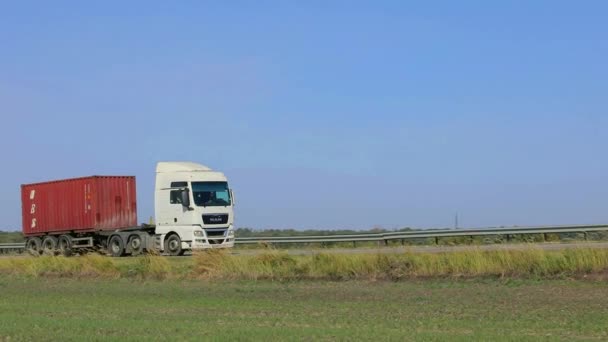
[2,241,607,258]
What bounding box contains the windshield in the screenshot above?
[191,182,231,207]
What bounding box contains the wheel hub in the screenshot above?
[131,238,141,249]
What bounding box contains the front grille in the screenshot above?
[209,239,225,245]
[205,229,226,238]
[202,214,228,224]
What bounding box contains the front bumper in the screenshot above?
[190,225,235,249]
[191,237,235,249]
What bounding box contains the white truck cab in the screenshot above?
[154,162,235,255]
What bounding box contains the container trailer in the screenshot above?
[21,162,235,256]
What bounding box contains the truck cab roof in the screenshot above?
[156,162,213,173]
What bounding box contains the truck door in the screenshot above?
[167,181,191,226]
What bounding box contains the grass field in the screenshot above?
[1,277,607,341]
[1,248,608,340]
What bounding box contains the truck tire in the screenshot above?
[58,235,73,257]
[108,235,125,257]
[165,234,184,256]
[128,235,144,256]
[26,237,42,256]
[42,236,58,255]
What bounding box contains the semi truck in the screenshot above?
[21,161,236,256]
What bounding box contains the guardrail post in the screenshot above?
[434,237,439,245]
[384,239,388,246]
[584,232,588,241]
[543,233,547,242]
[353,241,356,248]
[506,234,511,242]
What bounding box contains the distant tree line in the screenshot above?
[0,231,23,243]
[235,227,415,237]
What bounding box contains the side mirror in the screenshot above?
[230,189,235,206]
[180,189,191,208]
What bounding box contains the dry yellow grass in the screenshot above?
[0,253,120,278]
[1,247,608,281]
[191,247,608,281]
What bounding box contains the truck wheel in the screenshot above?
[58,235,73,257]
[42,236,58,255]
[165,234,184,256]
[26,237,42,256]
[108,235,125,257]
[128,235,144,256]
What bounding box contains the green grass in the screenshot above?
[0,277,607,341]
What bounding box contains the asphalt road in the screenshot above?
[2,241,607,258]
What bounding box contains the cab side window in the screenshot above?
[169,182,188,204]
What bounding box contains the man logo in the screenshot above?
[203,214,227,224]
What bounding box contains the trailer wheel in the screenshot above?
[165,234,184,256]
[108,235,125,257]
[42,236,58,255]
[128,235,144,256]
[26,237,42,256]
[58,235,73,257]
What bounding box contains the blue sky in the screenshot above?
[1,1,607,230]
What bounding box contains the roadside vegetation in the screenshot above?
[2,247,608,281]
[194,247,608,281]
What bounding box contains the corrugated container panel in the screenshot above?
[21,176,137,236]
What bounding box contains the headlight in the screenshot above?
[228,230,235,237]
[193,230,204,237]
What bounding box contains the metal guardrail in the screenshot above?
[0,243,27,254]
[234,224,608,244]
[1,224,607,252]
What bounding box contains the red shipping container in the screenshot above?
[21,176,137,236]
